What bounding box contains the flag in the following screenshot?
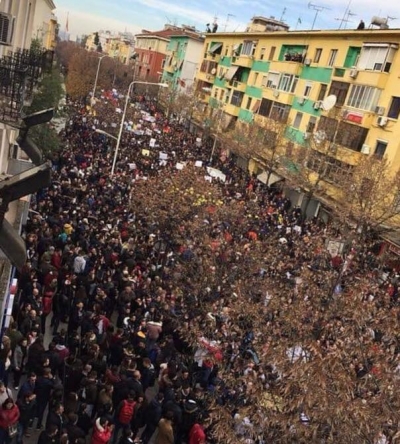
[66,12,69,32]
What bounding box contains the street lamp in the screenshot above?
[111,81,168,176]
[92,55,111,102]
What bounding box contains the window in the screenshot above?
[266,71,280,89]
[336,122,369,151]
[375,140,387,159]
[260,47,266,60]
[388,96,400,119]
[270,102,290,122]
[328,81,349,106]
[293,112,303,129]
[253,72,259,85]
[259,98,273,117]
[261,75,268,87]
[357,44,397,72]
[318,84,328,101]
[278,74,298,93]
[218,67,224,78]
[246,97,252,110]
[161,59,166,68]
[241,41,254,56]
[268,46,276,61]
[307,151,354,183]
[346,85,381,111]
[318,116,339,142]
[314,48,322,63]
[304,82,313,97]
[307,116,317,133]
[328,49,338,67]
[220,89,224,100]
[231,90,244,107]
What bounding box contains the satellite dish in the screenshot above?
[211,68,217,75]
[322,95,337,111]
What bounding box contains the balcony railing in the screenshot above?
[0,48,53,123]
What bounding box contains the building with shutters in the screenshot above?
[194,19,400,221]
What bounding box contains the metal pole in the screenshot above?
[92,55,107,100]
[111,81,168,175]
[111,81,134,176]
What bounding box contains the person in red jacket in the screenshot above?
[189,423,206,444]
[0,397,20,444]
[91,417,112,444]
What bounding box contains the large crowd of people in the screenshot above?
[0,88,398,444]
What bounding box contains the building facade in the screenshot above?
[196,24,400,216]
[162,32,204,91]
[0,0,57,331]
[86,31,135,64]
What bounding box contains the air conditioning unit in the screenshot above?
[273,90,279,98]
[377,116,388,127]
[298,97,306,105]
[361,144,370,154]
[349,68,358,79]
[303,132,310,140]
[375,106,385,116]
[233,81,239,87]
[304,58,311,66]
[313,101,322,110]
[0,13,13,45]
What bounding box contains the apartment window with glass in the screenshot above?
[278,74,298,93]
[266,71,280,89]
[336,122,369,151]
[270,102,290,122]
[314,48,322,63]
[261,75,268,87]
[231,90,244,107]
[328,81,350,106]
[246,97,252,110]
[268,46,276,61]
[328,49,338,67]
[241,41,254,56]
[253,72,259,84]
[346,84,382,111]
[293,112,303,128]
[318,84,328,101]
[307,116,317,133]
[388,96,400,119]
[304,82,313,97]
[375,140,387,159]
[260,47,266,60]
[357,44,397,72]
[259,98,273,117]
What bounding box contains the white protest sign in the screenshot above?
[176,163,184,170]
[195,161,203,168]
[159,152,168,160]
[206,167,226,182]
[149,138,156,147]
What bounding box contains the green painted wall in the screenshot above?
[300,66,332,83]
[245,85,263,98]
[214,77,226,88]
[279,45,307,61]
[344,46,361,68]
[220,56,231,67]
[292,97,321,116]
[252,60,270,72]
[238,108,253,122]
[285,127,306,145]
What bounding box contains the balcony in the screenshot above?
[196,71,215,84]
[228,80,247,92]
[224,103,241,116]
[231,55,253,68]
[268,61,300,75]
[0,47,53,123]
[345,68,390,89]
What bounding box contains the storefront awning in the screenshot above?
[257,171,283,186]
[209,43,223,54]
[225,66,239,81]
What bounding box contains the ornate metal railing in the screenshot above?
[0,48,54,123]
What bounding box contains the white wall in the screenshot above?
[180,38,203,89]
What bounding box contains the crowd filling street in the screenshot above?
[0,87,399,444]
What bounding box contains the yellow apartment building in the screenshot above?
[195,20,400,223]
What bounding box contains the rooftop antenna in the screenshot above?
[336,10,356,29]
[280,7,287,22]
[308,2,331,30]
[224,14,235,32]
